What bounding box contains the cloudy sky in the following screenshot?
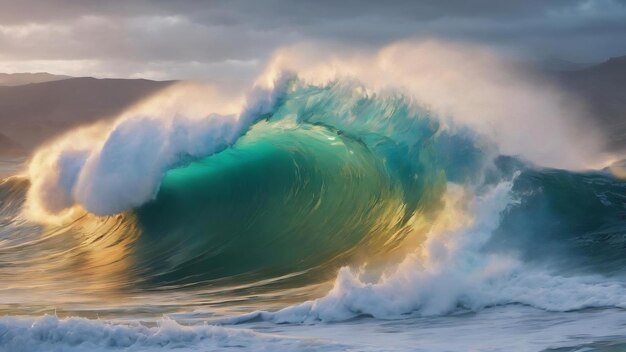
[1,0,625,81]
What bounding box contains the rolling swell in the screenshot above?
[488,157,626,275]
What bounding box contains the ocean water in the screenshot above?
[2,48,626,351]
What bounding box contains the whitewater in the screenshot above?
[1,40,626,352]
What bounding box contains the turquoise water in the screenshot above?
[1,78,626,351]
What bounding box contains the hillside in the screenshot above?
[0,133,23,157]
[1,60,625,159]
[0,72,71,86]
[554,56,626,152]
[0,77,175,155]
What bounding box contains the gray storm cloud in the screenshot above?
[0,0,625,80]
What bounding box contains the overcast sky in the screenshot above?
[1,0,625,81]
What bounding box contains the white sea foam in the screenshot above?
[217,180,626,324]
[24,40,613,222]
[0,315,343,352]
[3,308,626,352]
[258,40,610,169]
[25,80,284,221]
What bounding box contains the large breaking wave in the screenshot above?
[1,41,625,339]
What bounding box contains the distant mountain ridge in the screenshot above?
[0,72,71,86]
[0,76,176,155]
[537,57,593,71]
[554,55,626,152]
[0,132,23,157]
[0,57,625,158]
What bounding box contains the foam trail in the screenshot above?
[0,315,342,352]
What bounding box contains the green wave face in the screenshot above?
[1,78,626,315]
[0,79,484,301]
[133,122,411,284]
[130,80,461,286]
